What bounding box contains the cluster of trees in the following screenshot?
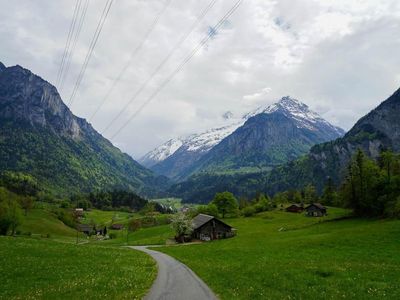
[191,150,400,219]
[71,190,147,211]
[193,191,274,219]
[0,172,42,235]
[70,190,175,214]
[339,150,400,217]
[0,188,22,235]
[271,150,400,218]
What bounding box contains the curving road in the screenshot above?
[130,246,217,300]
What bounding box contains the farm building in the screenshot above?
[192,214,235,241]
[77,224,92,235]
[305,203,327,217]
[110,224,124,230]
[286,203,304,213]
[74,208,84,217]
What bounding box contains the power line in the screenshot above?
[56,0,81,86]
[59,0,90,91]
[67,0,114,107]
[89,0,173,122]
[110,0,243,139]
[100,0,219,134]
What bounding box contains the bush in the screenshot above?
[196,204,219,217]
[52,209,76,229]
[241,206,256,217]
[384,196,400,218]
[109,233,117,239]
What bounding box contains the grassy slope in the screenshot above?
[0,237,156,300]
[101,224,174,247]
[82,209,132,225]
[19,208,77,241]
[156,209,400,299]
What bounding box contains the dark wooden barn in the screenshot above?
[286,203,304,213]
[110,224,124,230]
[305,203,327,217]
[192,214,235,241]
[77,224,92,235]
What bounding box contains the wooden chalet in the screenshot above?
[192,214,235,241]
[286,203,304,213]
[305,203,327,217]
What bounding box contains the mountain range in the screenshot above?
[0,62,169,197]
[141,96,345,181]
[170,88,400,203]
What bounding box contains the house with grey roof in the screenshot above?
[192,214,235,241]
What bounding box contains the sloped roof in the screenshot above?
[192,214,214,229]
[288,203,303,208]
[77,224,92,232]
[305,203,326,210]
[192,214,233,230]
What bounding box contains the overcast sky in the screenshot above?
[1,0,400,159]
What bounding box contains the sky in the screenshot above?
[1,0,400,159]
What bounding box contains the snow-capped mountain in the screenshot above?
[140,138,184,168]
[245,96,344,135]
[139,120,245,168]
[140,96,345,180]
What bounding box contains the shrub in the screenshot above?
[242,206,256,217]
[196,204,219,217]
[52,209,76,229]
[384,196,400,218]
[109,233,117,239]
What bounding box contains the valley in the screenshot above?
[1,1,400,299]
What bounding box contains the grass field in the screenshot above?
[19,208,79,242]
[0,236,156,299]
[151,198,183,209]
[82,209,132,225]
[100,224,174,246]
[155,209,400,299]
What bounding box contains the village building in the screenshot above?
[305,203,327,217]
[110,223,124,230]
[192,214,235,241]
[74,208,84,218]
[77,224,92,235]
[286,203,304,213]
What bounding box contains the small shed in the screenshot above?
[305,203,327,217]
[286,203,304,213]
[111,223,124,230]
[192,214,235,241]
[75,208,84,217]
[77,224,92,235]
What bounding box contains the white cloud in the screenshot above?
[0,0,399,159]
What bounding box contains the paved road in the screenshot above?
[130,246,217,300]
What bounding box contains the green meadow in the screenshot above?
[0,236,156,300]
[2,206,400,299]
[155,209,400,299]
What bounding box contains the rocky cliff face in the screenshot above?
[0,62,169,196]
[267,87,400,193]
[195,99,345,174]
[0,65,82,138]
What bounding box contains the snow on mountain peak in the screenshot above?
[139,138,184,167]
[140,96,344,167]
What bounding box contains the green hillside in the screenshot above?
[0,64,170,197]
[19,208,77,240]
[156,210,400,299]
